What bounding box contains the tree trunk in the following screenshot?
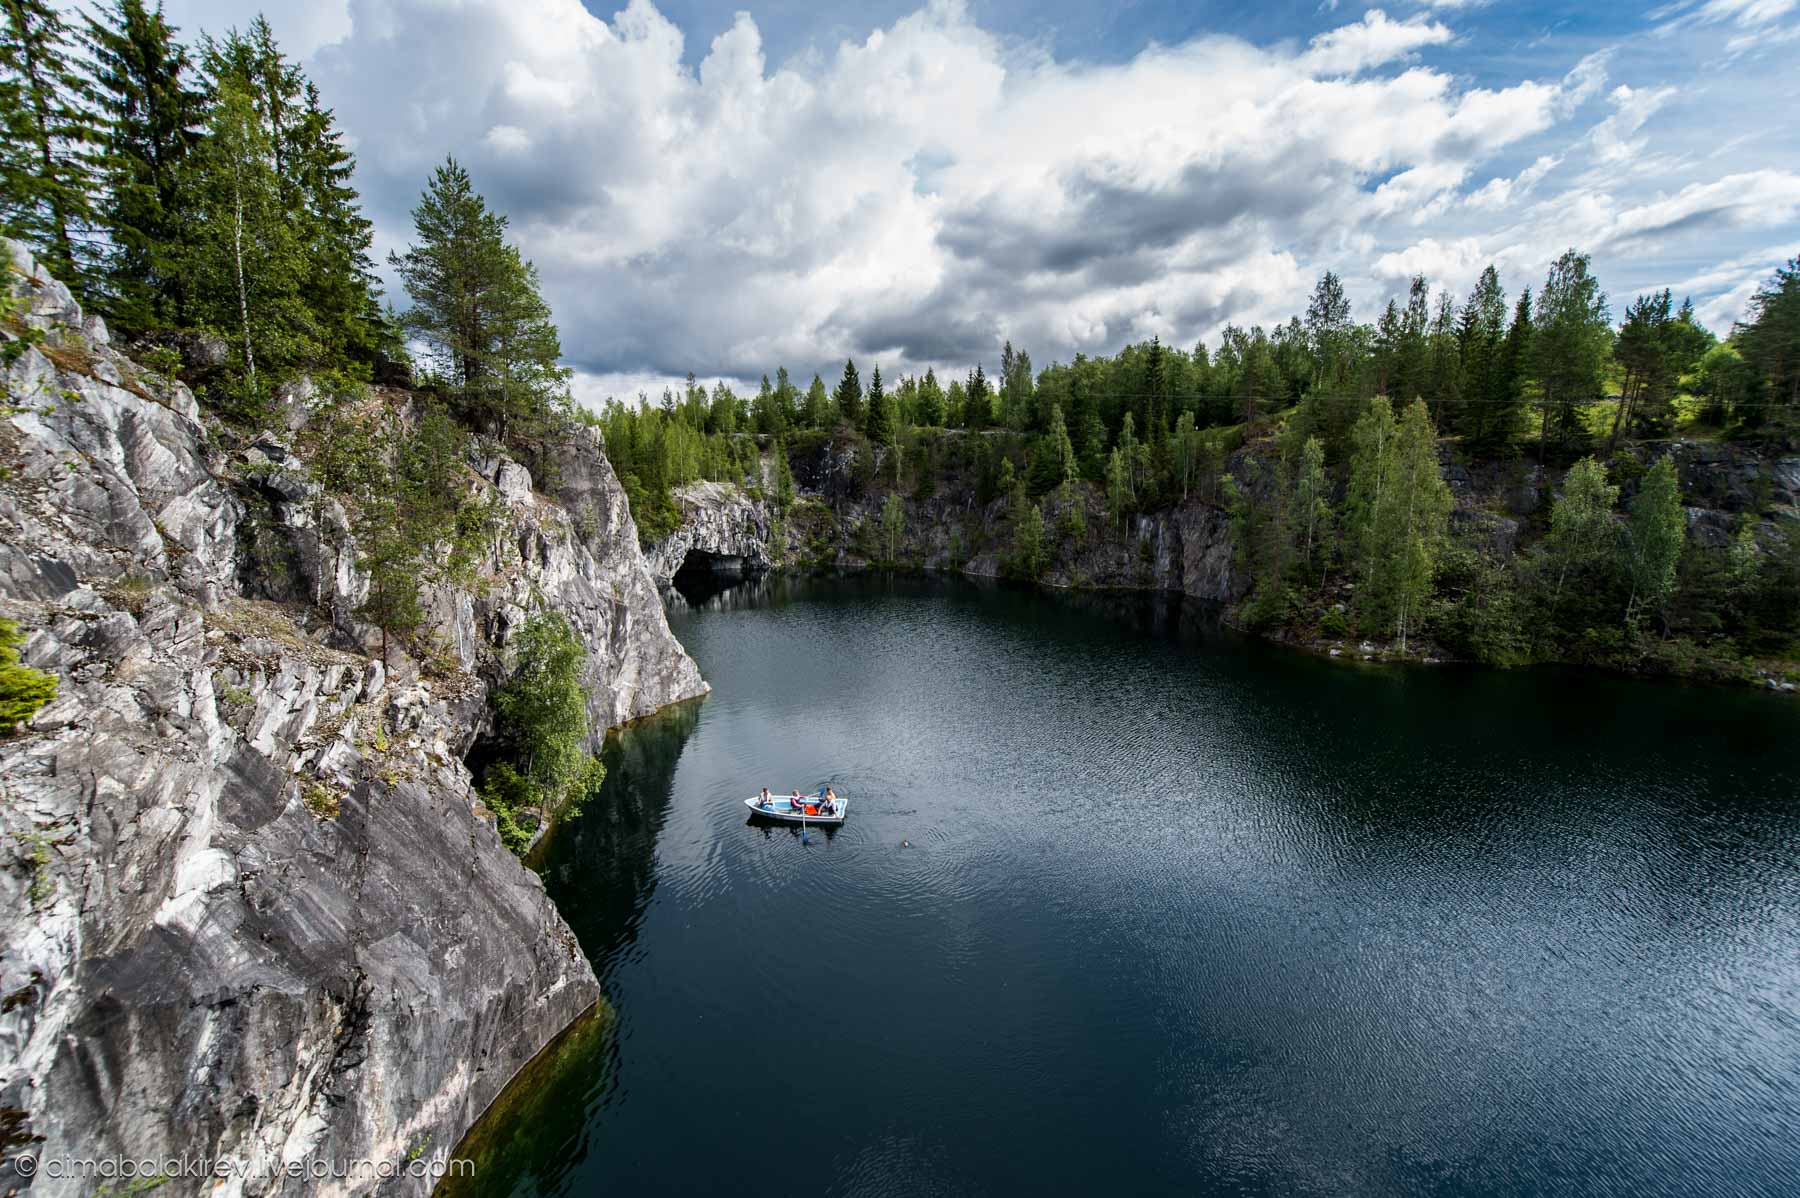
[231,157,256,393]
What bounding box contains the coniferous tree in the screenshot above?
[390,156,569,447]
[802,372,831,428]
[1532,250,1611,458]
[291,80,382,366]
[915,367,945,426]
[1737,256,1800,444]
[1456,265,1508,454]
[81,0,204,333]
[0,0,100,291]
[964,364,990,429]
[1426,289,1461,429]
[863,365,889,441]
[833,358,862,426]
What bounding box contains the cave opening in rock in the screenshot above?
[671,548,758,604]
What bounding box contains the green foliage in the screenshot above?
[390,157,569,460]
[833,358,862,426]
[1008,491,1047,579]
[0,617,57,734]
[1531,250,1612,457]
[0,0,101,291]
[1346,398,1452,651]
[1623,457,1684,629]
[482,612,606,857]
[1545,456,1621,604]
[307,389,499,655]
[879,493,905,564]
[80,0,204,335]
[1735,255,1800,446]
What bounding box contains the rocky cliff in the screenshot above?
[647,433,1244,602]
[641,480,777,585]
[0,241,706,1195]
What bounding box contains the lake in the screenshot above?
[453,574,1800,1198]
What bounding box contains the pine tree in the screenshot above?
[390,156,569,446]
[0,0,101,291]
[81,0,204,333]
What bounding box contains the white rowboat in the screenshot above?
[744,793,848,825]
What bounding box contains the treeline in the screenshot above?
[2,4,388,416]
[598,248,1797,533]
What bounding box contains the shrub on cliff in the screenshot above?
[481,612,606,854]
[0,618,57,734]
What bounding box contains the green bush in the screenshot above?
[0,619,58,735]
[481,613,607,856]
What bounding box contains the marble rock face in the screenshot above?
[0,239,706,1196]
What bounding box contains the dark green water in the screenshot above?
[468,575,1800,1197]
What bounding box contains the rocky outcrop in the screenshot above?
[667,433,1245,602]
[642,481,777,585]
[0,241,703,1195]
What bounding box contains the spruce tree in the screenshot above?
[291,80,381,366]
[964,364,990,429]
[0,0,101,290]
[1468,287,1531,459]
[82,0,204,333]
[863,365,889,441]
[833,358,862,426]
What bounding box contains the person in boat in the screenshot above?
[824,787,838,813]
[790,790,803,809]
[759,788,772,808]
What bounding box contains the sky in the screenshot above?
[132,0,1800,407]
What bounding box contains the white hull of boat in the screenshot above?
[744,795,847,825]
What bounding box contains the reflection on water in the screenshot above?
[462,573,1800,1198]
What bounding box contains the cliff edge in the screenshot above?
[0,241,705,1195]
